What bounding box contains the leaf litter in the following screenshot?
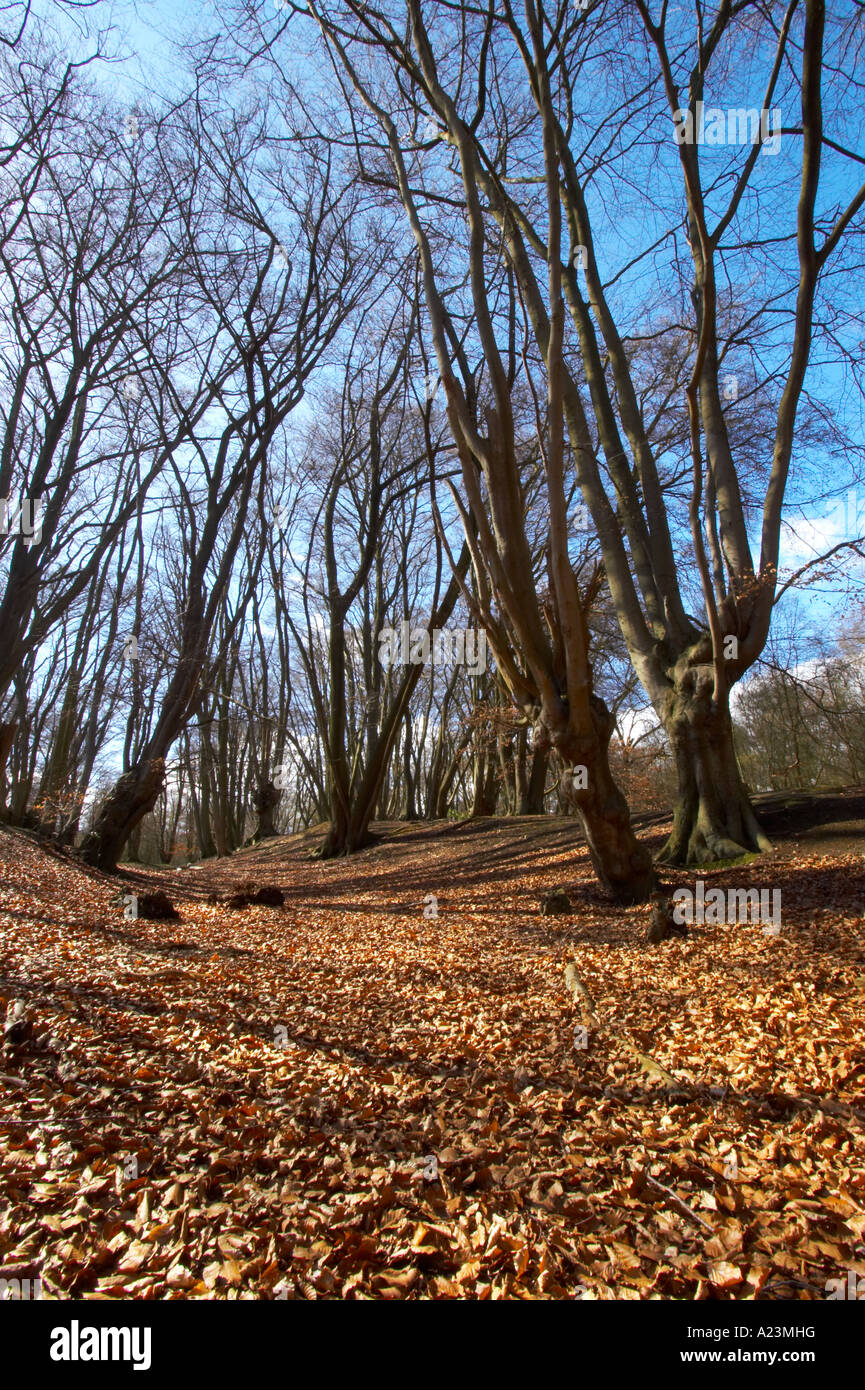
[1,817,863,1300]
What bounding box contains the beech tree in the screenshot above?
[79,93,371,869]
[289,0,865,867]
[276,308,472,857]
[278,4,657,900]
[497,0,865,863]
[0,48,187,792]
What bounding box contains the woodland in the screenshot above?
[0,0,864,1309]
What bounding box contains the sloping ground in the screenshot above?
[752,786,865,858]
[1,817,864,1300]
[626,785,865,857]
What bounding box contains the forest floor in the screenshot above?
[1,804,864,1300]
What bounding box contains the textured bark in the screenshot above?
[318,811,377,858]
[514,727,529,815]
[552,695,656,905]
[125,823,142,863]
[251,779,281,842]
[521,743,548,815]
[658,674,771,865]
[471,745,498,818]
[78,758,166,873]
[0,720,17,815]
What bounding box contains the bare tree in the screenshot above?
[79,90,370,868]
[287,3,656,899]
[294,0,865,868]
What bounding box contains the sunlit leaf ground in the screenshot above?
[1,816,863,1300]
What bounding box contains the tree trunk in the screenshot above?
[403,725,418,820]
[252,779,281,842]
[317,655,425,858]
[318,794,377,857]
[553,695,656,905]
[523,743,548,814]
[159,778,184,863]
[212,799,228,858]
[316,543,473,858]
[514,727,529,815]
[191,751,218,859]
[38,671,80,836]
[434,725,472,818]
[126,823,142,863]
[658,676,771,866]
[500,731,517,814]
[79,757,166,873]
[0,720,18,816]
[471,746,497,817]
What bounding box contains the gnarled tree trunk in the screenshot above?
[658,671,771,865]
[79,757,166,873]
[251,779,281,842]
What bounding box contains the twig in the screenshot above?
[628,1045,681,1089]
[0,1072,28,1089]
[645,1174,715,1233]
[563,963,597,1026]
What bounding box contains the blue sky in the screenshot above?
[36,0,865,656]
